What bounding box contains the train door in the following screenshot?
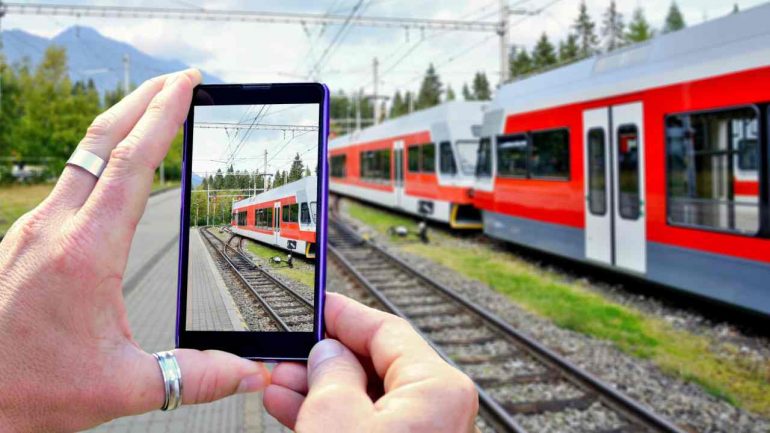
[273,202,281,246]
[582,102,646,274]
[394,139,405,208]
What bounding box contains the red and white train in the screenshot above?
[231,176,318,258]
[329,101,486,228]
[329,6,770,315]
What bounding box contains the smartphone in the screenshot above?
[176,83,329,360]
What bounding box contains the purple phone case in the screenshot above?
[175,83,330,360]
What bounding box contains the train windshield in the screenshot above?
[456,140,479,175]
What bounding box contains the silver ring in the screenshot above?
[66,148,107,178]
[153,350,183,411]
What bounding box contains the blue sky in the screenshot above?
[4,0,768,101]
[192,103,319,176]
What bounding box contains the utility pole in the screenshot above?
[206,181,210,226]
[498,0,509,85]
[122,53,130,95]
[0,1,5,112]
[355,88,362,131]
[194,203,199,227]
[373,57,380,125]
[263,149,268,191]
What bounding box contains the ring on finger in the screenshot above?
[66,148,108,178]
[153,350,183,411]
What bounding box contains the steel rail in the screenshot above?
[200,227,290,331]
[328,219,687,433]
[232,239,313,308]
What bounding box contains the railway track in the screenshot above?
[327,219,687,433]
[200,227,314,332]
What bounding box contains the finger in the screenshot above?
[79,69,201,247]
[50,72,177,210]
[263,385,305,430]
[271,362,309,394]
[323,293,443,382]
[293,339,374,431]
[127,349,270,414]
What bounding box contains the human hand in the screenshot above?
[264,293,479,433]
[0,70,269,432]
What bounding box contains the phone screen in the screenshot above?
[186,102,320,334]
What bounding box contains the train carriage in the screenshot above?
[473,6,770,314]
[330,101,485,228]
[231,176,317,258]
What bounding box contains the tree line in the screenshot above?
[0,46,182,184]
[191,152,313,226]
[336,0,739,129]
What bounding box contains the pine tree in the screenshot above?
[304,166,312,177]
[472,72,491,101]
[663,1,686,34]
[732,4,739,14]
[272,169,283,188]
[404,91,415,113]
[416,63,442,110]
[461,83,473,100]
[601,0,626,52]
[510,48,533,78]
[532,33,557,70]
[573,1,598,58]
[558,34,580,63]
[445,85,456,101]
[626,7,654,43]
[390,90,408,118]
[288,153,304,182]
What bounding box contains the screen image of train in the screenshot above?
[231,176,318,259]
[329,6,770,316]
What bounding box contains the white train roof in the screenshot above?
[489,3,770,118]
[233,175,317,209]
[330,100,486,149]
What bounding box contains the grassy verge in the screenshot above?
[243,240,315,288]
[345,199,770,416]
[0,184,55,236]
[0,180,179,237]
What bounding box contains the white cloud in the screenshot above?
[3,0,768,104]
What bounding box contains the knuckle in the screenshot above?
[109,143,155,172]
[84,111,117,141]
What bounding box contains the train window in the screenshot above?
[476,137,492,177]
[309,201,317,223]
[456,140,478,175]
[300,203,311,224]
[330,155,347,178]
[266,208,273,227]
[439,141,457,175]
[237,211,247,226]
[360,149,391,181]
[666,107,760,235]
[497,133,528,177]
[530,128,569,179]
[421,143,436,173]
[617,125,640,220]
[281,204,299,223]
[587,128,607,216]
[408,146,420,172]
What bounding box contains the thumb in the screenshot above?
[297,339,374,431]
[126,349,271,415]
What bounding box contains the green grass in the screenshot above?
[243,240,315,288]
[0,180,179,237]
[0,184,55,236]
[345,199,770,416]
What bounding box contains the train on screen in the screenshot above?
[329,101,486,228]
[329,6,770,316]
[231,176,318,258]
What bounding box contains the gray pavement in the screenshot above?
[187,228,248,331]
[89,189,289,433]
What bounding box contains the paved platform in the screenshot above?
[89,189,289,433]
[187,228,248,331]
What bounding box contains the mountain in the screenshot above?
[191,173,204,187]
[1,26,222,93]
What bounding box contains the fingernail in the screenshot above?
[236,373,266,394]
[308,339,345,371]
